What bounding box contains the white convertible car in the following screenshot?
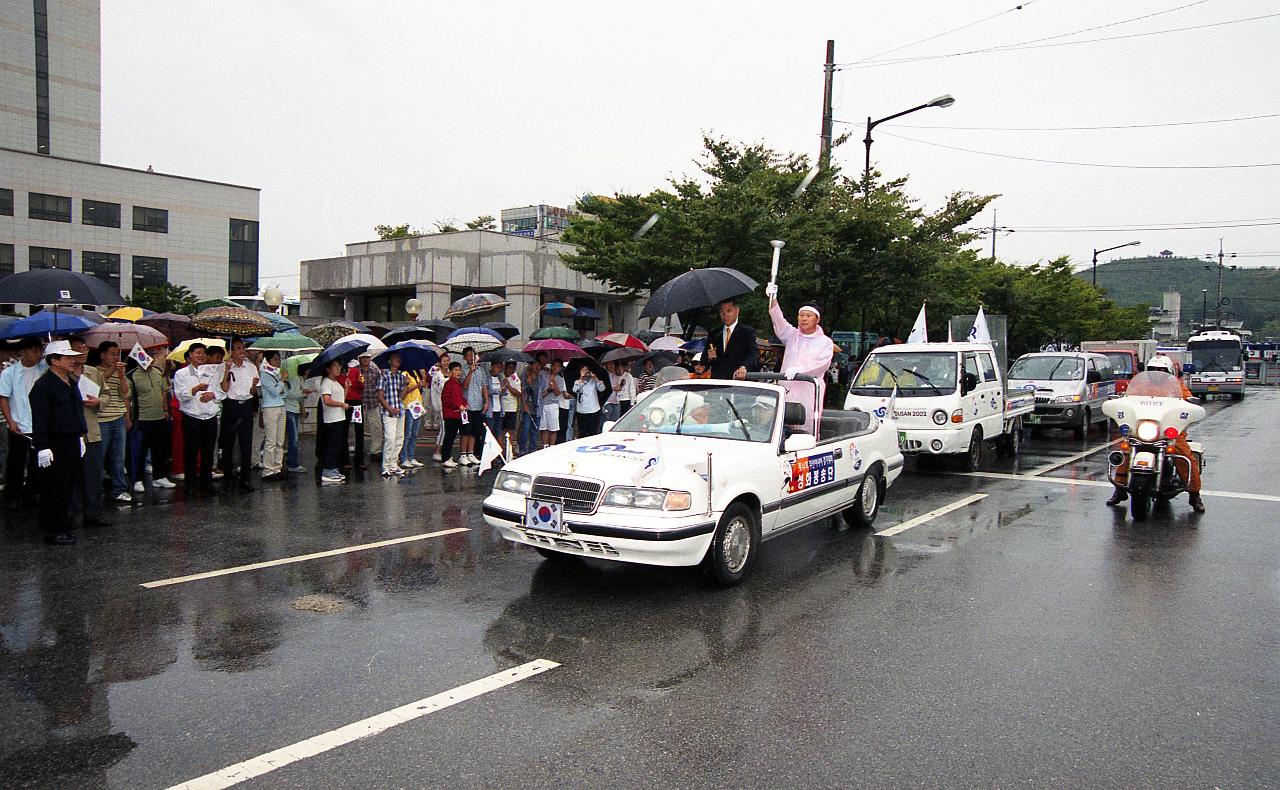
[482,375,904,584]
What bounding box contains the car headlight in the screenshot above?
[1053,395,1082,403]
[931,409,947,425]
[494,470,532,495]
[603,486,691,511]
[1135,420,1159,442]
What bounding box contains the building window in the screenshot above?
[82,199,121,228]
[361,291,416,323]
[228,218,259,296]
[33,0,50,154]
[0,244,13,277]
[29,246,71,270]
[132,256,168,290]
[133,206,169,233]
[0,188,13,216]
[29,192,71,222]
[82,252,121,289]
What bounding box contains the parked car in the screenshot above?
[1007,351,1116,436]
[483,375,904,584]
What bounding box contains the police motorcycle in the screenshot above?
[1101,370,1205,521]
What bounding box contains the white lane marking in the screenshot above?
[166,659,560,790]
[141,528,471,588]
[1026,439,1120,476]
[955,472,1280,502]
[875,494,988,537]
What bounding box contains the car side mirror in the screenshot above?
[784,433,817,454]
[602,420,616,432]
[1086,370,1102,384]
[961,372,978,395]
[1186,397,1201,405]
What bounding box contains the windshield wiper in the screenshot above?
[909,370,945,396]
[1199,359,1227,374]
[724,399,753,441]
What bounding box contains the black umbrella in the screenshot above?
[632,351,677,376]
[483,347,532,365]
[381,325,438,345]
[416,318,457,341]
[639,267,758,319]
[565,356,614,405]
[481,321,521,341]
[0,269,125,306]
[304,336,371,379]
[635,329,664,344]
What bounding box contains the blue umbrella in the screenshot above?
[4,310,99,339]
[680,338,707,352]
[256,311,298,333]
[575,307,602,320]
[374,340,441,372]
[541,302,576,317]
[444,326,506,344]
[0,316,20,335]
[304,336,370,379]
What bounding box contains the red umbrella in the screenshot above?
[522,339,587,363]
[595,332,648,351]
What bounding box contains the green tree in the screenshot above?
[374,223,422,240]
[434,220,460,233]
[466,215,497,230]
[127,284,199,315]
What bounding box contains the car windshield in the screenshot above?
[1126,371,1185,398]
[1009,356,1083,381]
[1102,352,1133,376]
[851,352,957,397]
[1189,341,1243,373]
[612,385,778,442]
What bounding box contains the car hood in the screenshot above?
[502,432,727,489]
[1007,378,1082,399]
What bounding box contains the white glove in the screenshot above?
[37,449,53,468]
[80,437,86,457]
[765,282,778,299]
[785,367,799,379]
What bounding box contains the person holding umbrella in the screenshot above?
[29,341,88,545]
[174,343,224,494]
[376,352,409,478]
[91,341,132,503]
[126,343,176,493]
[0,338,47,512]
[318,360,350,483]
[706,297,759,381]
[218,338,259,492]
[282,358,312,474]
[257,351,287,481]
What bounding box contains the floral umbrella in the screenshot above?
[596,332,648,351]
[81,322,169,350]
[530,326,578,341]
[522,339,587,363]
[443,292,510,320]
[304,321,361,347]
[192,306,275,337]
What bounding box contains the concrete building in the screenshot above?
[300,230,645,338]
[0,0,260,303]
[1149,290,1182,342]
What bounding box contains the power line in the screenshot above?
[842,10,1280,69]
[848,1,1043,65]
[878,130,1280,169]
[835,111,1280,132]
[1011,222,1280,232]
[1011,216,1280,230]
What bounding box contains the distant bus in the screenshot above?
[1185,330,1246,400]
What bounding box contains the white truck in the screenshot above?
[844,342,1035,471]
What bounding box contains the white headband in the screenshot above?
[798,304,821,320]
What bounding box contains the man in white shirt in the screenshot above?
[429,352,450,462]
[572,364,607,438]
[174,343,226,493]
[218,338,259,491]
[499,360,520,457]
[0,338,48,511]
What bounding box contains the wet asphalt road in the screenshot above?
[0,390,1276,788]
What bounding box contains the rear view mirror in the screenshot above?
[784,434,817,454]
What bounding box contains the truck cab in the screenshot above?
[1008,351,1115,436]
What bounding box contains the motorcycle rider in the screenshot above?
[1106,356,1205,513]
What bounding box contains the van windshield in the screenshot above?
[1009,356,1082,381]
[851,352,957,397]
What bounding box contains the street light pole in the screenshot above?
[863,94,955,202]
[1201,289,1208,332]
[1090,240,1142,287]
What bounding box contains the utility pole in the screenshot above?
[1208,238,1236,328]
[819,40,835,170]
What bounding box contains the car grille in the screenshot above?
[522,530,620,557]
[531,475,602,514]
[1035,396,1051,404]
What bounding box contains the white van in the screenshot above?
[1007,351,1116,436]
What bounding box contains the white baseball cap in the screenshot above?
[44,340,82,357]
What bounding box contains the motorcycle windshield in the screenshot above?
[1126,371,1184,398]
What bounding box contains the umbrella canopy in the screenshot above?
[416,319,457,340]
[380,326,438,345]
[0,269,125,307]
[192,306,275,338]
[52,306,108,324]
[374,340,441,372]
[596,332,648,351]
[137,312,196,344]
[81,322,169,350]
[195,297,241,312]
[255,311,298,333]
[540,302,576,317]
[523,338,587,363]
[442,330,503,354]
[249,334,322,353]
[361,321,390,339]
[106,306,154,322]
[600,347,646,364]
[170,337,227,363]
[305,336,371,378]
[530,326,578,341]
[443,292,510,320]
[633,351,678,376]
[680,338,708,352]
[482,347,532,365]
[481,321,520,341]
[445,326,506,344]
[634,329,664,344]
[639,267,758,319]
[0,316,20,336]
[283,352,319,379]
[647,336,685,352]
[305,322,361,347]
[564,356,614,404]
[344,332,388,353]
[3,310,99,340]
[575,307,602,320]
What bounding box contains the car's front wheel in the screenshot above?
[843,469,882,529]
[704,502,760,585]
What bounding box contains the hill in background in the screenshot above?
[1079,256,1280,338]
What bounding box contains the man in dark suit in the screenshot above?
[706,297,759,380]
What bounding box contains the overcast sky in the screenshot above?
[100,0,1280,298]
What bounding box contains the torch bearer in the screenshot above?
[768,239,785,295]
